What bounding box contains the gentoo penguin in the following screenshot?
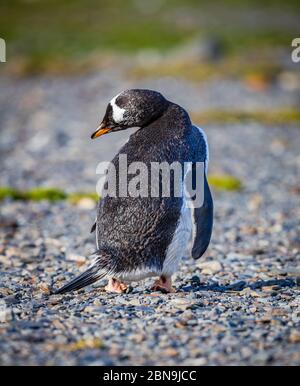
[55,89,213,294]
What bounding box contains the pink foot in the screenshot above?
[151,276,175,293]
[105,278,128,294]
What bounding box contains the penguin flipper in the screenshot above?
[90,222,96,233]
[191,174,213,260]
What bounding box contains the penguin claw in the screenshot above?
[151,276,175,293]
[105,278,128,294]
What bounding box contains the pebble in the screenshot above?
[0,301,13,323]
[289,330,300,344]
[198,260,223,275]
[66,254,87,264]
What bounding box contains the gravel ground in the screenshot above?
[0,71,299,365]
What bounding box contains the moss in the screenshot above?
[23,187,67,201]
[192,109,300,126]
[58,338,103,352]
[0,187,68,201]
[0,187,23,200]
[68,192,99,204]
[0,178,243,202]
[0,187,99,203]
[208,175,242,191]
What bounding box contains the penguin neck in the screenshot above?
[142,102,191,132]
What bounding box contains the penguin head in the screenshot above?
[91,89,169,139]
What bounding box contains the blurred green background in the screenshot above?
[0,0,299,75]
[0,0,299,197]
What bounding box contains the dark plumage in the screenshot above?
[55,89,213,294]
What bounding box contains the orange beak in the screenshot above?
[91,123,112,139]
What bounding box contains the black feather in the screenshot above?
[54,265,105,294]
[53,250,115,294]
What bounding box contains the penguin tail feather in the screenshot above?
[53,252,113,294]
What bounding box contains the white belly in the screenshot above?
[117,267,158,282]
[162,197,193,277]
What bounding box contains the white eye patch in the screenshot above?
[110,93,126,123]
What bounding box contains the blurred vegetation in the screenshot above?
[208,175,242,191]
[59,338,103,351]
[0,186,100,203]
[192,109,300,126]
[0,0,299,75]
[68,192,99,204]
[129,55,283,83]
[24,187,67,201]
[0,187,67,201]
[0,174,243,204]
[0,186,101,203]
[0,187,23,200]
[46,338,104,352]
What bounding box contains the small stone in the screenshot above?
[84,306,95,313]
[249,307,257,313]
[66,254,86,265]
[0,287,13,297]
[191,275,201,284]
[241,347,252,358]
[227,281,246,291]
[0,255,12,266]
[37,283,50,294]
[49,296,62,306]
[198,260,222,275]
[175,320,188,328]
[52,319,65,330]
[170,298,191,310]
[163,348,178,357]
[289,330,300,343]
[239,288,260,297]
[127,298,140,306]
[4,295,19,305]
[0,301,13,323]
[248,194,263,211]
[131,334,145,343]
